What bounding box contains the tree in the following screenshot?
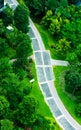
[16,95,38,129]
[64,66,81,95]
[41,10,53,28]
[0,96,10,119]
[60,0,68,7]
[2,5,13,26]
[61,22,76,46]
[0,19,6,38]
[76,44,81,61]
[0,73,31,110]
[6,26,19,49]
[33,115,55,130]
[66,52,78,64]
[0,38,9,57]
[51,38,71,59]
[0,57,12,79]
[46,0,60,11]
[14,4,29,33]
[49,18,62,35]
[24,0,47,17]
[0,119,13,130]
[16,34,32,67]
[68,0,80,4]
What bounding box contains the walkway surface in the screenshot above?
[29,19,81,130]
[5,0,81,130]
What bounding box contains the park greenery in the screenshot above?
[0,3,61,130]
[24,0,81,120]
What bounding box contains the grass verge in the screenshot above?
[31,61,52,117]
[54,66,81,124]
[34,23,59,59]
[17,0,24,4]
[30,61,62,129]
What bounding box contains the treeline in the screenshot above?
[0,4,56,130]
[24,0,80,17]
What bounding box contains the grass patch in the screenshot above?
[17,0,24,4]
[30,61,62,129]
[34,23,59,59]
[31,62,52,117]
[54,66,81,124]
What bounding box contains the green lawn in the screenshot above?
[30,62,62,129]
[17,0,24,4]
[35,22,81,124]
[54,66,81,124]
[30,62,52,117]
[35,23,59,59]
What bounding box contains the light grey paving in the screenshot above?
[6,0,13,4]
[58,117,76,130]
[28,28,35,38]
[47,98,62,117]
[51,59,69,66]
[41,83,52,97]
[43,52,51,65]
[37,67,46,82]
[35,52,43,65]
[45,67,54,81]
[10,4,16,10]
[32,39,40,51]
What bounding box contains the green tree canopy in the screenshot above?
[16,95,38,128]
[16,34,32,67]
[24,0,47,17]
[0,96,10,119]
[14,4,29,33]
[0,58,12,79]
[64,66,81,95]
[2,5,13,26]
[0,119,13,130]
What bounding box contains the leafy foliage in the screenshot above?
[1,5,13,26]
[14,4,29,33]
[0,3,58,130]
[64,66,81,95]
[16,95,38,127]
[41,5,81,61]
[0,96,10,119]
[0,119,13,130]
[24,0,47,17]
[75,103,81,117]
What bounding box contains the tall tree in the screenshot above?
[0,38,9,57]
[0,57,12,79]
[60,0,68,7]
[2,5,13,26]
[68,0,80,4]
[16,33,32,67]
[1,119,13,130]
[46,0,60,11]
[16,95,38,129]
[0,96,10,119]
[24,0,47,17]
[14,4,29,33]
[64,66,81,95]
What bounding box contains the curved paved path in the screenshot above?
[5,0,81,129]
[29,19,81,130]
